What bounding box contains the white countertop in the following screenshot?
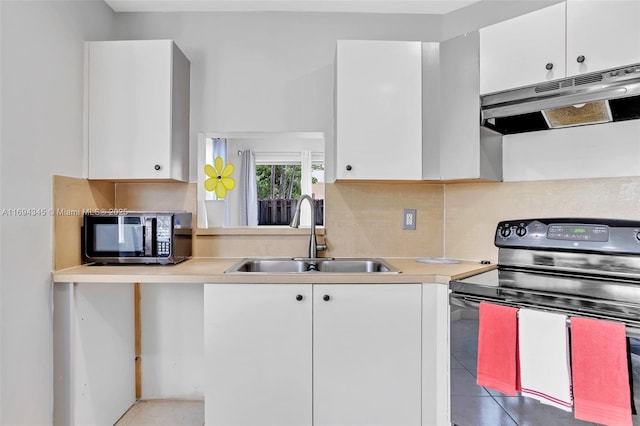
[52,257,495,284]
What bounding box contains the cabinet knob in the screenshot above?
[545,62,553,70]
[323,294,331,302]
[576,55,586,63]
[296,294,304,301]
[345,165,352,171]
[154,164,161,171]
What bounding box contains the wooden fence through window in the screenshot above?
[258,199,324,226]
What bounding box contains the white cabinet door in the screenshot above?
[422,283,451,426]
[73,283,136,426]
[336,40,423,180]
[566,0,640,76]
[87,40,189,181]
[313,284,422,426]
[440,32,503,181]
[204,284,312,426]
[480,2,566,94]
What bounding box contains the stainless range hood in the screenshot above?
[481,63,640,134]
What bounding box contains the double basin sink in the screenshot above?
[224,258,400,274]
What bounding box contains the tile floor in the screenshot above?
[114,399,203,425]
[451,318,640,426]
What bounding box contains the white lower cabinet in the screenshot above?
[422,282,451,426]
[313,284,422,426]
[53,283,136,426]
[204,282,446,426]
[204,284,313,426]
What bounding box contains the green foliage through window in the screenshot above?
[256,165,302,200]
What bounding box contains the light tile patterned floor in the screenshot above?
[114,399,203,426]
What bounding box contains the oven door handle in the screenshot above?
[450,294,480,310]
[449,292,640,338]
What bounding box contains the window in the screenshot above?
[256,162,324,226]
[198,132,324,228]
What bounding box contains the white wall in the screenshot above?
[442,0,564,40]
[114,12,442,183]
[0,1,115,424]
[140,283,204,399]
[503,120,640,181]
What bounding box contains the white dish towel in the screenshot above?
[518,308,573,411]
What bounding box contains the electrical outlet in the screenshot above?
[403,209,416,230]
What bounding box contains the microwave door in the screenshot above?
[115,218,144,256]
[118,216,125,248]
[144,217,155,257]
[87,216,145,259]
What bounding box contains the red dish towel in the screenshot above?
[476,302,519,395]
[571,316,632,426]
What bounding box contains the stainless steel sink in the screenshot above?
[224,258,401,274]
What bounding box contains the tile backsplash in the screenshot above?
[53,175,640,267]
[444,176,640,263]
[325,182,444,258]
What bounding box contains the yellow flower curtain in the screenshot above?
[204,156,235,199]
[204,138,235,200]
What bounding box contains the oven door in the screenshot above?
[450,268,640,338]
[84,215,154,262]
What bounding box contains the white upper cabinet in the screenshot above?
[566,0,640,76]
[480,1,640,95]
[436,33,502,181]
[87,40,190,181]
[479,3,566,94]
[336,39,501,182]
[336,40,423,180]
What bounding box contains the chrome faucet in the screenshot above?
[290,194,327,259]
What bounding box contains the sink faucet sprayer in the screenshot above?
[289,194,327,259]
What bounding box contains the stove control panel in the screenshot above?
[495,218,640,254]
[547,224,609,242]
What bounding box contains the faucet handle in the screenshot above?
[316,236,327,253]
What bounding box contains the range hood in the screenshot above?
[481,63,640,134]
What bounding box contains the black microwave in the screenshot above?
[83,211,192,264]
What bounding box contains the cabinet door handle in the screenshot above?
[345,165,352,171]
[545,62,553,70]
[576,55,586,63]
[323,294,331,302]
[154,164,161,171]
[296,294,304,301]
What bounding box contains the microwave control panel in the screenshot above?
[156,215,172,257]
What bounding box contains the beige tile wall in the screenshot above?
[192,181,446,258]
[444,176,640,263]
[325,182,445,258]
[53,176,115,270]
[194,234,313,258]
[115,182,197,214]
[54,175,640,267]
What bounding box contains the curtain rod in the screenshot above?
[236,150,321,156]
